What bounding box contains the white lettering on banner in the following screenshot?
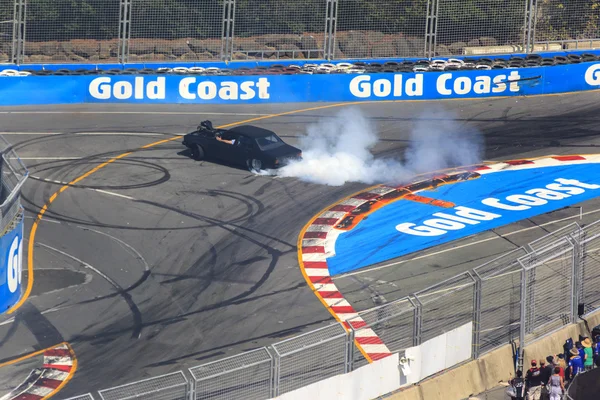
[437,71,521,96]
[7,235,22,294]
[179,77,270,101]
[349,75,424,98]
[89,77,269,101]
[397,179,599,237]
[585,64,600,86]
[89,77,166,100]
[350,71,521,99]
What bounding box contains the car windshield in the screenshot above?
[255,134,284,150]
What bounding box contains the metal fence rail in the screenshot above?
[98,371,189,400]
[189,347,272,400]
[2,0,599,63]
[272,322,349,396]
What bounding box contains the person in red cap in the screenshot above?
[525,359,543,400]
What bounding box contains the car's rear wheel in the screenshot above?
[190,144,205,161]
[247,159,262,172]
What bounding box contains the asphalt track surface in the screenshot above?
[0,93,599,398]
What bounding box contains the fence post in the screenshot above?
[221,0,235,61]
[413,295,422,346]
[324,0,338,60]
[272,346,281,397]
[424,0,438,59]
[118,0,132,64]
[346,325,354,373]
[518,266,528,372]
[11,0,25,65]
[472,275,482,359]
[569,236,581,322]
[523,0,536,53]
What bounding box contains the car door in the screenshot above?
[230,135,254,166]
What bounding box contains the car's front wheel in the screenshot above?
[247,159,262,173]
[190,144,205,161]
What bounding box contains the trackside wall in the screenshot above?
[384,310,600,400]
[2,61,600,106]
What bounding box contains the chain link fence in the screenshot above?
[436,0,529,56]
[70,218,600,400]
[0,0,599,64]
[129,0,224,62]
[333,0,428,59]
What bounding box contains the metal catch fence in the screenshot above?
[0,135,27,235]
[72,218,600,400]
[2,0,600,63]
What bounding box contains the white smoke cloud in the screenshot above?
[267,107,483,186]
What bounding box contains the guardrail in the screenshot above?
[64,217,600,399]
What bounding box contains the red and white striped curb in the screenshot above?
[299,154,600,363]
[8,343,75,400]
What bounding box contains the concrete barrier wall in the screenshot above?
[384,310,600,400]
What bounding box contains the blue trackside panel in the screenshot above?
[1,61,600,105]
[0,217,24,312]
[327,164,600,275]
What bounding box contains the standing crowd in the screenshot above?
[507,335,600,400]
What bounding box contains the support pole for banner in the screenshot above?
[118,0,132,64]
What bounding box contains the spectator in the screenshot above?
[576,341,585,360]
[567,348,584,382]
[563,338,574,362]
[540,358,553,384]
[556,355,566,379]
[526,360,543,400]
[594,335,600,358]
[509,370,525,400]
[548,367,565,400]
[539,359,552,400]
[582,337,594,371]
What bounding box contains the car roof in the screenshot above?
[229,125,277,138]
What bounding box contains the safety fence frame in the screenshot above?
[3,0,600,64]
[0,135,27,235]
[70,217,600,400]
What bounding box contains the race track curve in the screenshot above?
[0,92,598,397]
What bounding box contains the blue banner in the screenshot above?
[1,61,600,105]
[328,165,600,275]
[0,218,23,312]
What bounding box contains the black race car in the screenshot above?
[182,121,302,172]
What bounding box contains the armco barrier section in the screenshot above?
[70,218,600,399]
[3,61,600,106]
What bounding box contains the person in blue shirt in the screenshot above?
[568,348,584,383]
[576,341,585,360]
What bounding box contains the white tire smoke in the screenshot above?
[267,107,483,186]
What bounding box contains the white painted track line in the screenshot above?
[336,207,600,279]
